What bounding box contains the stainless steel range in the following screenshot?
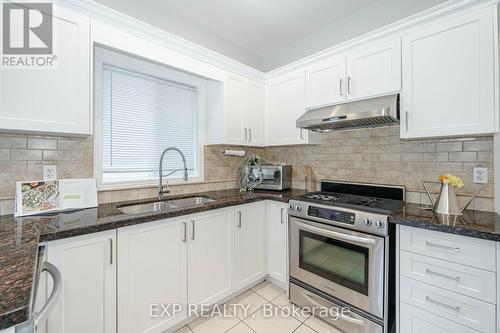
[288,181,404,333]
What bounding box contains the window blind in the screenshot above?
[102,65,197,180]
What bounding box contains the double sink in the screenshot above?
[118,196,216,215]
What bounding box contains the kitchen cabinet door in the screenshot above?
[401,6,496,139]
[0,6,91,135]
[117,217,188,333]
[244,81,264,146]
[187,208,235,306]
[266,70,320,146]
[346,38,401,100]
[224,75,246,144]
[234,202,266,289]
[266,201,288,287]
[46,230,116,333]
[305,55,346,109]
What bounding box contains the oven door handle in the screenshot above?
[302,290,366,326]
[295,221,376,245]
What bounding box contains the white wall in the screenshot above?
[261,0,447,70]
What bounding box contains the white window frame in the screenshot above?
[94,46,207,190]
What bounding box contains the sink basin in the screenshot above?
[118,196,216,214]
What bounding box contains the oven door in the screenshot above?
[290,216,385,318]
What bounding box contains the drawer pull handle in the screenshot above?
[425,296,460,312]
[425,269,460,281]
[425,241,460,252]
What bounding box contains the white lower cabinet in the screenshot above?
[266,201,288,286]
[43,201,279,333]
[187,207,235,306]
[46,230,116,333]
[234,202,267,289]
[400,302,478,333]
[398,225,498,333]
[117,217,188,333]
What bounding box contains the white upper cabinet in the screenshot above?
[0,6,91,135]
[266,70,320,146]
[305,55,346,109]
[304,38,401,109]
[244,80,265,146]
[210,74,264,146]
[401,6,497,139]
[346,38,402,100]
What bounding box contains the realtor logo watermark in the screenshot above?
[2,1,57,67]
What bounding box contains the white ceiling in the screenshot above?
[94,0,448,71]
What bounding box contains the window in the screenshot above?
[94,48,205,187]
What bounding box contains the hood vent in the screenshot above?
[296,94,399,132]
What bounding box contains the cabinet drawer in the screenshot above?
[400,302,479,333]
[400,276,496,332]
[400,251,496,303]
[399,226,496,271]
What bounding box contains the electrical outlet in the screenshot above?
[473,166,488,184]
[43,165,57,180]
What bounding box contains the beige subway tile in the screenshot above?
[0,136,27,148]
[0,161,27,172]
[400,153,422,161]
[463,140,493,152]
[0,199,15,215]
[449,152,477,162]
[435,142,462,152]
[0,149,9,160]
[477,152,492,162]
[43,150,71,161]
[411,142,435,153]
[10,149,42,161]
[473,197,494,212]
[435,162,462,171]
[422,152,448,161]
[28,138,58,150]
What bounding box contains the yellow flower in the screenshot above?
[440,173,464,188]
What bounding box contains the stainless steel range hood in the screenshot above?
[296,94,399,132]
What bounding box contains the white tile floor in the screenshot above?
[175,281,342,333]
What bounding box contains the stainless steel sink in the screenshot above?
[118,196,216,214]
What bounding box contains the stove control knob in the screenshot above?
[289,204,294,211]
[295,205,302,212]
[376,220,385,229]
[363,218,372,226]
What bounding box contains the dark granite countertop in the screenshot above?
[0,188,303,329]
[389,203,500,241]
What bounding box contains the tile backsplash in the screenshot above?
[264,125,494,211]
[0,125,495,214]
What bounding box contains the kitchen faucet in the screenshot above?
[158,147,188,199]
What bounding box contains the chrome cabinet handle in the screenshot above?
[425,241,460,252]
[182,222,187,242]
[280,208,285,224]
[295,221,376,245]
[405,111,409,131]
[191,220,195,240]
[426,296,460,312]
[302,290,365,326]
[237,211,242,228]
[425,268,460,281]
[109,238,113,265]
[243,128,248,141]
[248,128,252,142]
[347,76,352,94]
[339,78,344,96]
[300,128,304,140]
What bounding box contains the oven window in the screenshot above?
[299,230,369,295]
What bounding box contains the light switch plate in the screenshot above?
[43,165,57,180]
[473,166,488,184]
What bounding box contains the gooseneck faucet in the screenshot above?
[158,147,188,199]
